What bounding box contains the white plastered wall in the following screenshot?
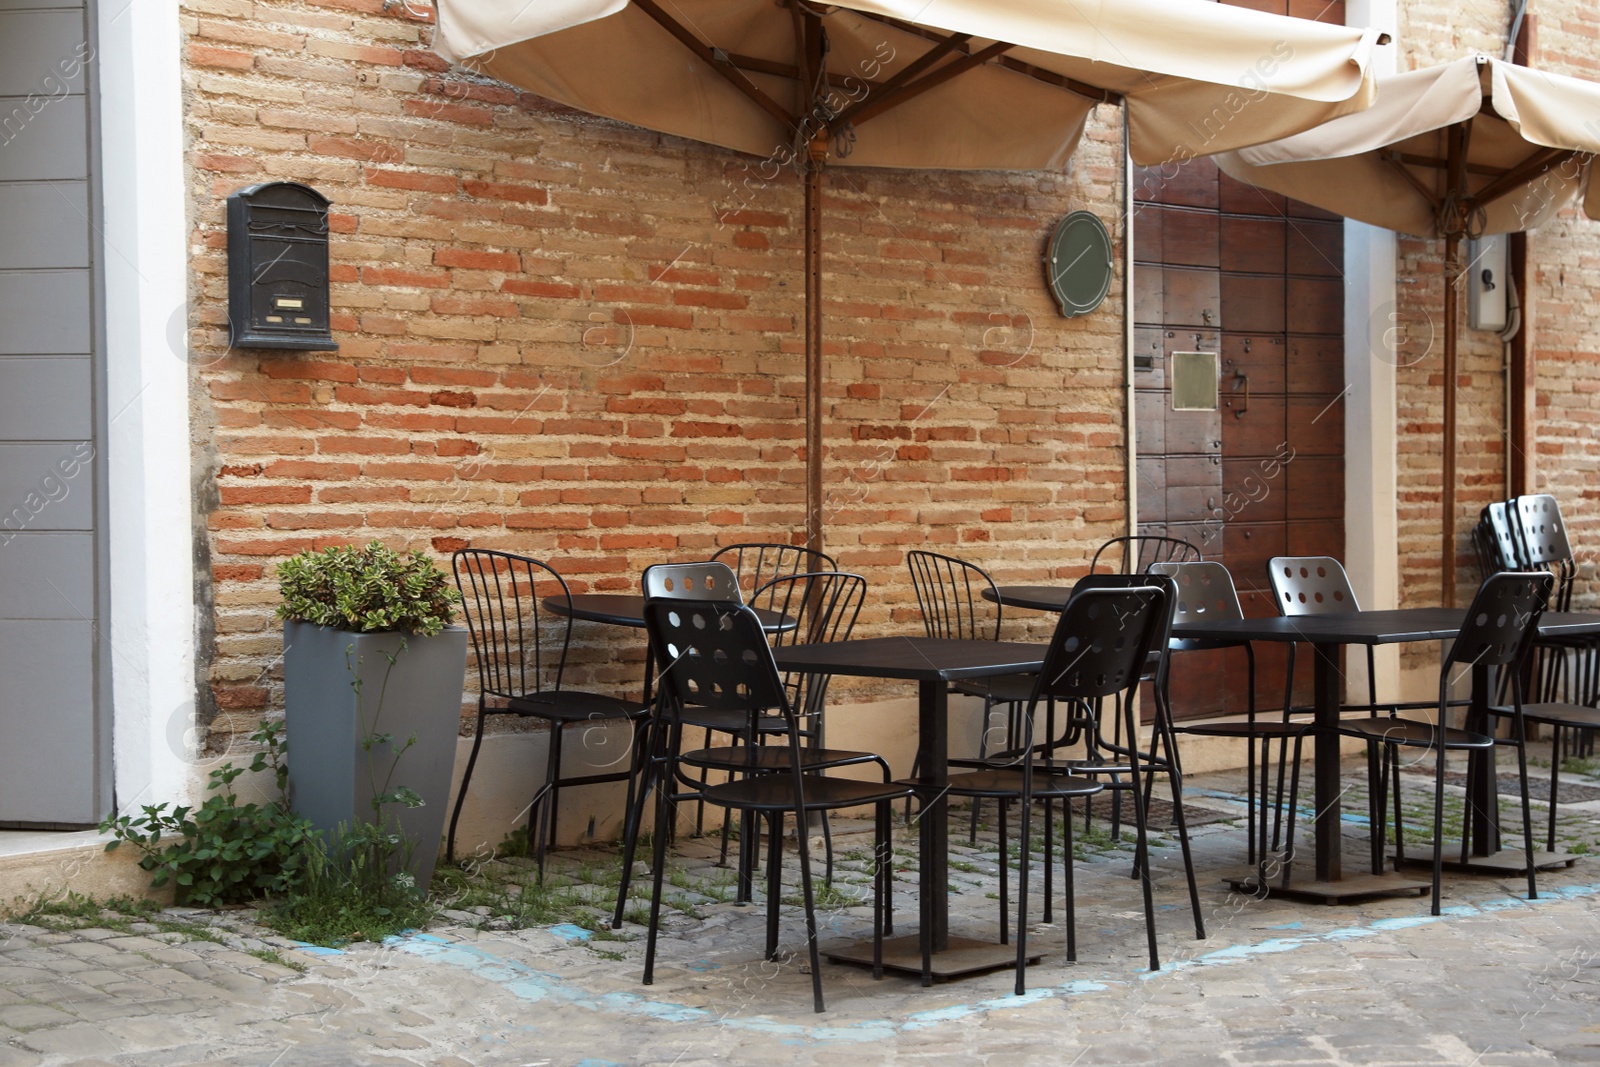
[99,0,197,813]
[1344,0,1404,704]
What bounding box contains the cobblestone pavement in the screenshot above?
[4,759,1600,1067]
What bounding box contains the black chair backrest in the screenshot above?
[1091,535,1201,575]
[711,543,837,601]
[906,550,1002,642]
[1034,584,1170,703]
[641,561,743,603]
[1512,495,1572,569]
[1267,555,1361,616]
[1483,501,1523,569]
[754,571,867,716]
[643,599,789,716]
[1150,561,1243,624]
[453,549,572,699]
[1445,571,1554,673]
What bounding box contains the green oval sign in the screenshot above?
[1044,211,1114,319]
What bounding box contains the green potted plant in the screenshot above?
[277,541,467,890]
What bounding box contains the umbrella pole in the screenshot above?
[1441,232,1460,607]
[804,151,824,556]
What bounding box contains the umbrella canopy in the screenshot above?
[432,0,1385,552]
[1215,54,1600,236]
[1216,54,1600,606]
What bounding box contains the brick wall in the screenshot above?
[1390,1,1600,675]
[181,0,1131,739]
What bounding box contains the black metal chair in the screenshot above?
[899,581,1189,991]
[1090,534,1202,575]
[711,542,837,602]
[692,571,888,889]
[1510,494,1590,707]
[638,598,910,1013]
[905,550,1039,842]
[448,549,649,876]
[1155,561,1310,876]
[1338,571,1552,915]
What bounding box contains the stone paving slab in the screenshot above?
[0,763,1598,1065]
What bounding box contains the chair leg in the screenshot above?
[1015,786,1033,996]
[1064,802,1077,963]
[1042,796,1055,926]
[1165,744,1206,941]
[642,761,676,986]
[1366,740,1384,876]
[610,717,651,928]
[1281,734,1303,887]
[1548,724,1563,854]
[1390,745,1406,870]
[535,724,565,881]
[1430,739,1446,917]
[765,811,783,962]
[788,806,827,1015]
[1514,720,1538,902]
[446,708,489,864]
[997,799,1010,946]
[1124,706,1160,972]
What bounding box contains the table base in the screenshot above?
[1226,870,1430,904]
[824,934,1042,981]
[1391,843,1578,875]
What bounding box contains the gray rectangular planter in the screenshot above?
[282,620,469,891]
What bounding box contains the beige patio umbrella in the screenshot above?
[1215,54,1600,604]
[433,0,1385,554]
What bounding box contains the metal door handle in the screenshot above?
[1231,370,1249,419]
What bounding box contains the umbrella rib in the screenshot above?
[848,10,1119,104]
[827,30,974,130]
[723,53,888,96]
[834,40,1014,131]
[633,0,798,132]
[1382,150,1443,209]
[1462,147,1575,216]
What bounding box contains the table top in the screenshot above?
[772,636,1046,682]
[1172,608,1600,645]
[989,585,1600,645]
[545,593,796,633]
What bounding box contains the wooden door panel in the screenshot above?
[1288,277,1344,334]
[1138,459,1167,524]
[1288,336,1344,394]
[1147,157,1218,210]
[1134,265,1163,324]
[1287,396,1345,455]
[1286,519,1344,558]
[1168,520,1221,558]
[1289,0,1344,21]
[1222,458,1288,523]
[1221,216,1286,274]
[1134,327,1166,389]
[1287,219,1343,276]
[1158,207,1219,268]
[1222,334,1286,393]
[1166,407,1221,454]
[1288,197,1342,221]
[1286,458,1344,520]
[1164,267,1220,327]
[1134,203,1164,262]
[1224,522,1286,592]
[1136,390,1166,454]
[1168,455,1222,488]
[1220,170,1286,215]
[1168,485,1220,525]
[1223,393,1287,455]
[1219,274,1286,333]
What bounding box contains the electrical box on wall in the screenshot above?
[226,182,339,351]
[1467,234,1508,333]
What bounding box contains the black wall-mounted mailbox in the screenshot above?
[227,181,338,351]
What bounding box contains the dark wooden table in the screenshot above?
[771,635,1050,978]
[988,587,1600,900]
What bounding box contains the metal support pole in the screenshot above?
[804,144,825,557]
[1442,232,1459,607]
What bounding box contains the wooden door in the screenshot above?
[1133,156,1346,720]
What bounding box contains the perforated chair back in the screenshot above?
[1445,571,1553,673]
[1070,570,1179,687]
[1091,535,1201,575]
[1267,556,1361,617]
[754,571,866,716]
[453,549,573,700]
[711,543,836,602]
[1035,584,1170,703]
[643,600,790,716]
[1483,502,1523,569]
[641,561,743,603]
[1513,495,1573,568]
[1149,561,1243,624]
[906,550,1002,642]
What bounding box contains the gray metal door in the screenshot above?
[0,0,105,826]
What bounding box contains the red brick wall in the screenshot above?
[1390,2,1600,669]
[182,0,1131,736]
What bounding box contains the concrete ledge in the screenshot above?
[0,830,171,910]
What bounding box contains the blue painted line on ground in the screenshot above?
[380,881,1600,1042]
[548,923,593,941]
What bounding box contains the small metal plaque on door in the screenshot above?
[1170,350,1219,411]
